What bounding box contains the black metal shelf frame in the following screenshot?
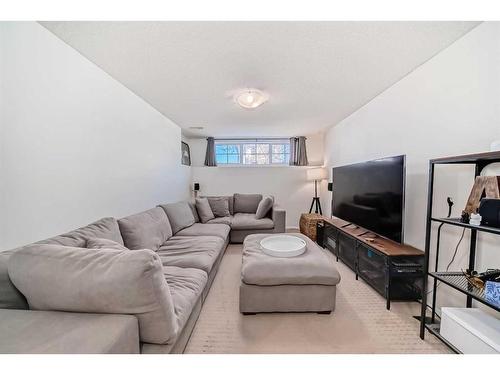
[419,151,500,350]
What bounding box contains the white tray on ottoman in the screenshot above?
[260,235,306,258]
[240,233,341,314]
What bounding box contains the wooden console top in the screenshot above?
[323,216,423,257]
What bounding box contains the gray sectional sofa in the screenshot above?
[0,194,286,354]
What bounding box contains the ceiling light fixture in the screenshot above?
[234,89,268,109]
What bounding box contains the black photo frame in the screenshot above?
[181,141,191,166]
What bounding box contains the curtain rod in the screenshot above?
[212,137,306,141]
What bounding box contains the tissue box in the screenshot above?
[485,281,500,308]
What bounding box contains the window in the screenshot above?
[215,139,290,165]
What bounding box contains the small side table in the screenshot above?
[299,213,324,242]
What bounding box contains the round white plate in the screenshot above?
[260,235,307,258]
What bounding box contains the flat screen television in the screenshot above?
[332,155,406,243]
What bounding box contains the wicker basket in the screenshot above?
[299,213,324,241]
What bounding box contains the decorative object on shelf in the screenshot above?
[460,210,470,223]
[478,198,500,228]
[469,212,482,226]
[485,281,500,308]
[464,268,500,291]
[299,213,323,241]
[464,176,500,214]
[307,167,327,214]
[193,182,200,198]
[181,141,191,166]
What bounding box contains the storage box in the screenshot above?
[440,307,500,354]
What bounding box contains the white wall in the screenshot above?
[322,22,500,313]
[0,22,191,250]
[188,133,325,228]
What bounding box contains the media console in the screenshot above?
[318,216,424,309]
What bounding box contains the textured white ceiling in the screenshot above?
[41,21,479,137]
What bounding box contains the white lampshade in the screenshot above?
[307,167,327,181]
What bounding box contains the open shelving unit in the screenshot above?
[419,151,500,353]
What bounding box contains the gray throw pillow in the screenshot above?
[86,237,129,251]
[255,196,274,219]
[196,198,215,223]
[208,197,230,217]
[8,244,178,345]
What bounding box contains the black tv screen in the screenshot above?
[332,155,405,243]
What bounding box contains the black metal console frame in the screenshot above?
[320,221,424,310]
[419,151,500,351]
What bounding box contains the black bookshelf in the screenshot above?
[419,151,500,350]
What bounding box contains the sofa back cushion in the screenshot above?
[37,217,124,248]
[255,196,274,219]
[8,244,178,345]
[86,238,129,251]
[195,198,215,223]
[202,195,234,215]
[0,250,28,309]
[234,193,263,214]
[0,216,123,310]
[118,207,172,250]
[159,202,195,234]
[208,197,230,217]
[188,202,200,223]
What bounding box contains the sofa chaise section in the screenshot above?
[0,309,140,354]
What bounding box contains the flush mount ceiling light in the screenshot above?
[234,89,269,109]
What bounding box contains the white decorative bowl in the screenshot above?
[260,235,307,258]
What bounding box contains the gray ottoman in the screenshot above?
[240,233,341,314]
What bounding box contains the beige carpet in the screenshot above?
[185,244,451,354]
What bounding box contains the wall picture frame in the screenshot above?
[181,141,191,166]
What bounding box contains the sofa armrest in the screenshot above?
[271,205,286,233]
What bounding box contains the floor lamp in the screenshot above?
[307,167,327,215]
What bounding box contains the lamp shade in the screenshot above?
[307,167,327,181]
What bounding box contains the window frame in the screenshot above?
[214,139,290,167]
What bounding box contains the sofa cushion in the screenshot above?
[163,266,207,331]
[195,198,215,223]
[86,238,129,251]
[231,213,274,230]
[208,197,230,217]
[118,207,172,251]
[233,193,263,214]
[255,196,274,219]
[157,236,225,273]
[175,223,230,241]
[8,245,178,345]
[0,309,139,354]
[188,201,200,223]
[0,250,28,310]
[37,217,124,248]
[160,202,196,234]
[207,216,233,226]
[204,195,234,215]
